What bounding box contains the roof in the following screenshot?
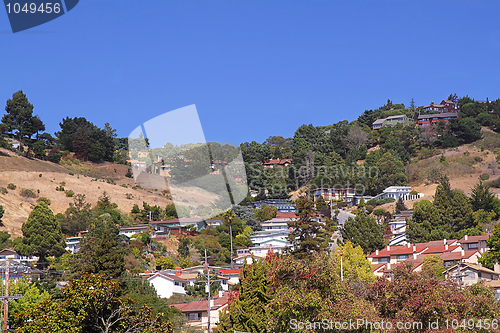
[485,280,500,288]
[423,245,460,254]
[425,239,458,247]
[150,218,202,225]
[446,263,499,275]
[372,119,385,125]
[417,112,459,120]
[458,234,490,243]
[0,260,42,274]
[148,272,188,283]
[385,114,407,120]
[368,244,428,258]
[215,268,241,275]
[423,104,446,109]
[440,250,479,261]
[171,293,230,313]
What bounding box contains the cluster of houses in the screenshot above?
[368,235,500,297]
[372,99,461,129]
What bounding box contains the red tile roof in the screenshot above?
[423,245,460,254]
[368,245,428,258]
[171,293,230,313]
[457,234,490,243]
[440,250,479,261]
[148,273,188,283]
[215,268,241,275]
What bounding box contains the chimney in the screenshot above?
[407,243,411,248]
[413,253,417,260]
[494,263,500,274]
[464,235,468,241]
[386,263,391,270]
[461,249,465,257]
[375,249,379,255]
[443,238,447,245]
[210,298,215,308]
[175,267,182,277]
[144,270,151,278]
[78,232,82,237]
[413,245,416,252]
[219,290,223,298]
[445,244,448,251]
[387,245,391,251]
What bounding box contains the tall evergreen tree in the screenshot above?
[395,197,407,214]
[15,202,65,267]
[341,211,384,254]
[288,193,329,259]
[218,257,273,333]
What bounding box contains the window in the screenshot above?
[464,272,475,279]
[468,243,479,250]
[174,281,185,287]
[396,255,408,261]
[187,313,202,321]
[378,257,389,263]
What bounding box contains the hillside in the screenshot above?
[0,148,214,237]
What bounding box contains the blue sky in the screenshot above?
[1,0,500,145]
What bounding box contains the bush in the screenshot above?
[125,168,133,178]
[125,193,134,199]
[7,183,16,190]
[480,173,490,181]
[377,197,396,205]
[56,186,65,191]
[65,190,75,197]
[440,155,446,163]
[48,152,62,163]
[474,156,483,163]
[106,179,116,185]
[0,187,7,195]
[121,184,128,188]
[39,173,43,177]
[69,172,74,176]
[20,189,37,198]
[37,197,51,205]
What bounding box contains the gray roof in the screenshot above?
[372,119,385,125]
[418,112,459,120]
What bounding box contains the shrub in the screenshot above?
[480,173,490,181]
[20,189,37,198]
[0,187,7,195]
[48,152,62,163]
[377,197,396,205]
[65,190,75,197]
[125,168,133,178]
[39,173,42,177]
[56,186,65,191]
[474,156,483,163]
[125,193,134,199]
[440,155,446,163]
[37,197,51,205]
[121,184,128,188]
[69,172,74,176]
[106,179,116,185]
[7,183,16,190]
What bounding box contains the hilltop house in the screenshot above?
[417,112,458,127]
[422,100,461,113]
[146,271,188,298]
[372,115,412,129]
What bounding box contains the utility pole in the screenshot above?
[205,249,211,333]
[340,252,343,282]
[2,260,8,332]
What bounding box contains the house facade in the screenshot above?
[417,112,458,127]
[372,115,412,129]
[422,100,461,113]
[146,272,188,298]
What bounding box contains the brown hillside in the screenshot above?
[0,148,214,237]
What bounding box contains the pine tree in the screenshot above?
[341,211,384,254]
[218,256,273,333]
[288,193,329,259]
[15,202,65,268]
[395,197,407,214]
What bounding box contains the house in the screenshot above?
[65,236,83,254]
[0,249,37,265]
[171,291,230,332]
[215,268,241,285]
[457,234,490,253]
[0,260,42,281]
[417,112,459,127]
[151,217,205,233]
[313,188,356,202]
[261,158,293,168]
[118,224,150,238]
[146,272,188,298]
[252,199,296,213]
[251,230,290,247]
[128,160,147,172]
[372,114,412,129]
[422,100,461,113]
[445,263,500,287]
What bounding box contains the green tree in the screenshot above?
[14,273,174,333]
[185,273,221,298]
[15,202,65,267]
[253,204,277,222]
[2,90,44,155]
[341,211,384,254]
[480,222,500,269]
[288,193,329,259]
[407,200,448,243]
[73,217,125,279]
[373,152,407,193]
[470,180,499,214]
[177,237,191,258]
[59,194,92,235]
[421,254,445,280]
[331,240,375,283]
[394,197,407,214]
[218,257,274,333]
[0,205,4,225]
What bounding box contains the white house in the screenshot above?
[147,272,188,298]
[119,224,150,238]
[65,236,83,254]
